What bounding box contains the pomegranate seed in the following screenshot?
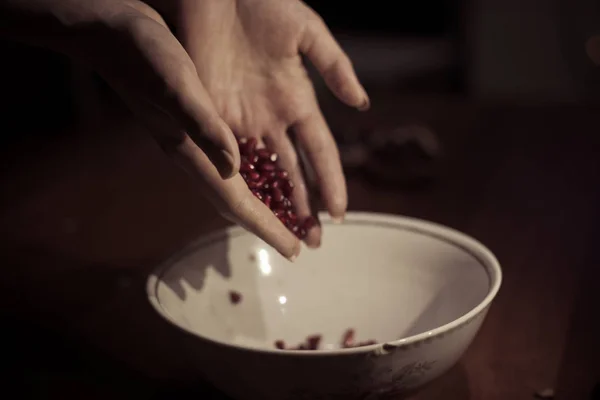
[240,162,255,173]
[273,209,285,218]
[255,176,268,189]
[228,291,242,304]
[341,329,355,348]
[282,179,294,197]
[265,171,277,181]
[252,190,263,201]
[306,335,322,350]
[256,148,277,162]
[286,210,297,222]
[275,340,286,350]
[302,216,317,231]
[248,171,261,181]
[282,198,292,210]
[271,179,281,189]
[274,330,376,351]
[240,137,257,155]
[271,187,284,203]
[263,195,272,208]
[276,170,289,179]
[297,228,307,239]
[259,162,276,172]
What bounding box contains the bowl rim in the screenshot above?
[147,211,502,356]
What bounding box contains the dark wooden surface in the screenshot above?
[1,90,599,399]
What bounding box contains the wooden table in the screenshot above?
[1,92,598,399]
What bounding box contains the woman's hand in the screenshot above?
[169,0,370,248]
[1,0,303,260]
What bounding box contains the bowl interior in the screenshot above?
[150,213,495,351]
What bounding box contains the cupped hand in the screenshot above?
[3,0,307,259]
[169,0,370,248]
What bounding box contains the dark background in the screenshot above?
[1,0,599,399]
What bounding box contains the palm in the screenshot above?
[180,0,314,138]
[175,0,369,245]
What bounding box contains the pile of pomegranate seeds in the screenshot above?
[237,138,317,240]
[275,334,322,351]
[274,329,376,351]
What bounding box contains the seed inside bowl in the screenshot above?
[238,138,317,240]
[275,329,376,350]
[228,290,242,305]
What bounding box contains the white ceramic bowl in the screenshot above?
[147,212,501,399]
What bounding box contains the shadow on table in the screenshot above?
[407,362,471,400]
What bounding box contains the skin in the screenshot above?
[0,0,369,260]
[587,35,600,66]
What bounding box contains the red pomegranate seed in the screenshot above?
[298,228,307,239]
[263,195,272,208]
[256,148,278,162]
[228,291,242,304]
[240,138,257,155]
[254,176,267,188]
[271,179,281,189]
[302,216,317,231]
[259,162,276,172]
[341,329,355,348]
[248,171,260,181]
[286,210,297,222]
[306,335,322,350]
[276,170,288,179]
[265,171,277,181]
[275,340,286,350]
[252,190,263,201]
[271,187,284,202]
[282,198,292,210]
[240,162,255,173]
[273,209,285,218]
[282,179,294,197]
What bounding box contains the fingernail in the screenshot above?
[219,149,238,178]
[358,97,371,111]
[206,147,237,179]
[331,216,344,224]
[288,254,297,263]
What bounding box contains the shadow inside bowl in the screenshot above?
[161,232,233,302]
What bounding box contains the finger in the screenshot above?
[169,135,301,260]
[298,13,370,111]
[294,110,347,222]
[263,134,322,248]
[586,35,600,65]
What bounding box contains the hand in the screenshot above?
[170,0,370,248]
[1,0,305,260]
